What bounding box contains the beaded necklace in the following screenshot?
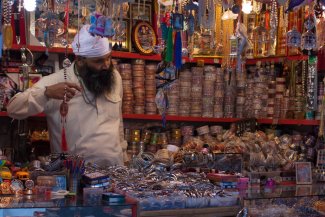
[73,64,97,109]
[59,0,71,152]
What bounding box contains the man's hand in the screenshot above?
[44,82,81,101]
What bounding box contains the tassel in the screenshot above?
[161,23,168,41]
[165,27,173,62]
[174,31,182,69]
[61,126,68,152]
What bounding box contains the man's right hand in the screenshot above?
[44,82,81,101]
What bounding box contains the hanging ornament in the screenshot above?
[304,13,316,30]
[184,0,198,35]
[229,35,238,57]
[3,0,14,49]
[285,0,305,12]
[235,22,249,71]
[242,0,253,14]
[165,27,174,62]
[174,31,182,69]
[222,10,238,20]
[0,0,2,58]
[306,56,318,111]
[35,11,65,48]
[286,27,301,47]
[301,30,316,51]
[172,13,184,31]
[89,13,115,37]
[155,89,168,128]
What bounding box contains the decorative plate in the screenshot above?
[132,21,157,55]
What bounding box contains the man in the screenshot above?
[7,25,127,166]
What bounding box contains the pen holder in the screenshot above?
[69,175,80,194]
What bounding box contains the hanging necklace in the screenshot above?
[73,64,97,109]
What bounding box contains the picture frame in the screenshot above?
[132,21,157,55]
[130,3,151,22]
[52,175,67,191]
[111,20,130,52]
[295,162,312,185]
[295,185,312,196]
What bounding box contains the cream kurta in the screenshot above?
[7,63,127,166]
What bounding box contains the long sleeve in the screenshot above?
[7,69,64,120]
[118,73,129,163]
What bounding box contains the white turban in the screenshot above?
[71,25,111,58]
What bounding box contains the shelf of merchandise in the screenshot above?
[245,55,308,65]
[123,114,240,123]
[10,45,162,61]
[0,112,320,125]
[257,118,319,126]
[10,45,223,64]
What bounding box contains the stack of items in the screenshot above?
[145,64,157,115]
[190,67,204,117]
[295,83,305,119]
[316,81,324,120]
[224,68,236,118]
[179,69,192,116]
[266,64,276,119]
[119,63,133,114]
[181,126,194,143]
[214,68,224,118]
[254,63,269,118]
[132,60,145,114]
[267,79,276,119]
[244,77,255,118]
[235,70,246,118]
[170,129,182,146]
[210,125,223,141]
[167,80,180,116]
[202,66,216,117]
[274,76,286,119]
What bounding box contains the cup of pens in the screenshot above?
[64,156,85,195]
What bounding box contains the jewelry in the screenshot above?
[306,56,318,111]
[59,0,71,152]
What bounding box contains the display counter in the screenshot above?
[0,193,241,217]
[0,195,137,217]
[242,184,325,217]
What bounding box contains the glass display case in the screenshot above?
[0,195,137,217]
[241,184,325,217]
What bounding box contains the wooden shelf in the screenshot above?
[257,118,319,126]
[123,114,319,125]
[245,55,308,65]
[10,45,222,63]
[0,112,319,125]
[183,56,222,64]
[10,45,162,61]
[123,114,239,123]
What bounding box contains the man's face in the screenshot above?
[78,53,115,97]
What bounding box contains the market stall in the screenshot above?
[0,0,324,216]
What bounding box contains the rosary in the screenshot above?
[59,0,72,152]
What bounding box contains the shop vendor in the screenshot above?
[7,25,128,166]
